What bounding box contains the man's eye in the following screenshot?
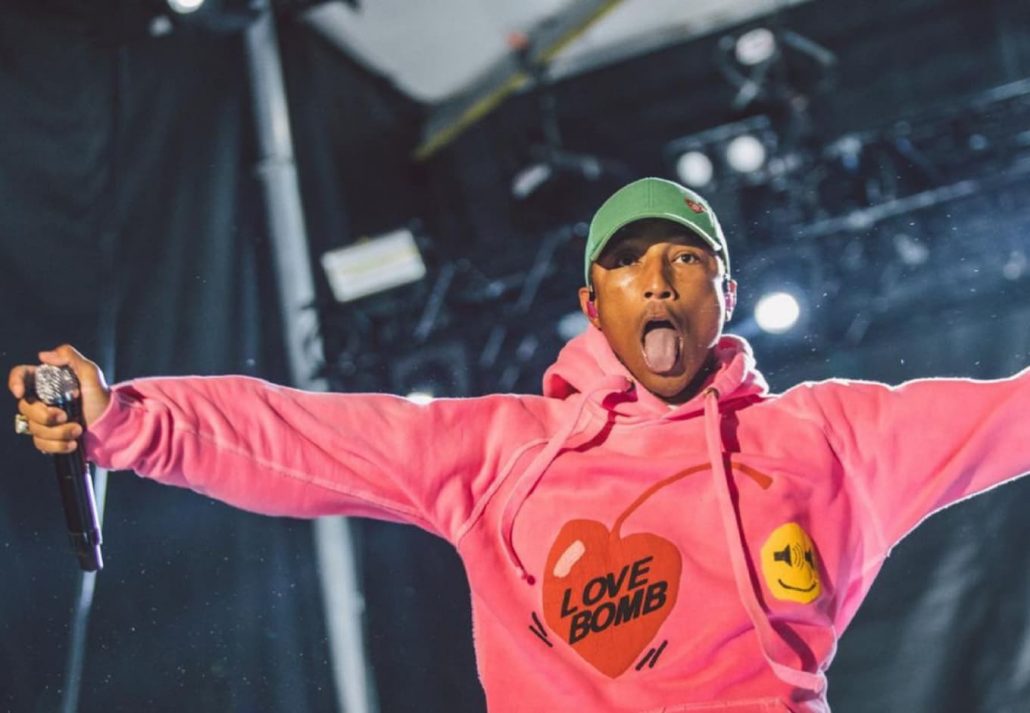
[614,254,637,267]
[676,253,701,264]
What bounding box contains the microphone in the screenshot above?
[34,365,104,572]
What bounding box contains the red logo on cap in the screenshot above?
[685,199,705,214]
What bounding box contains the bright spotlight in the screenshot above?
[675,151,714,188]
[405,391,434,405]
[167,0,206,13]
[735,28,777,66]
[725,134,766,174]
[754,292,801,334]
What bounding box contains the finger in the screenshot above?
[27,420,82,442]
[32,435,78,454]
[7,365,36,400]
[39,344,82,365]
[38,344,105,391]
[39,344,92,372]
[18,399,68,426]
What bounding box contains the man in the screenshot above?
[10,177,1030,712]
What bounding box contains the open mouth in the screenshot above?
[641,319,682,374]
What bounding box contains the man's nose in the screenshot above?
[642,259,675,300]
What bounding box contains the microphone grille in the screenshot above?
[35,365,80,406]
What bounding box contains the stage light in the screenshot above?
[512,163,553,199]
[405,391,434,405]
[726,134,766,174]
[892,233,929,266]
[149,15,174,36]
[167,0,206,13]
[735,28,777,66]
[675,150,714,188]
[557,311,589,341]
[755,291,801,334]
[320,228,426,303]
[829,134,863,173]
[665,116,774,188]
[1003,250,1026,281]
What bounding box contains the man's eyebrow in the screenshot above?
[608,242,639,252]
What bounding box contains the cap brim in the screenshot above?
[588,212,724,265]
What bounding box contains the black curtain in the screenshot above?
[1,3,333,711]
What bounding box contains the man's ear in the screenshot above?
[578,286,601,329]
[723,278,738,321]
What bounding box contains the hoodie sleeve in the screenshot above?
[809,368,1030,551]
[83,375,547,542]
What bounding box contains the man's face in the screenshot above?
[579,219,736,404]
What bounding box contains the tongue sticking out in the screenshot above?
[643,327,680,373]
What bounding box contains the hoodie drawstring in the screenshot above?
[703,388,827,694]
[499,376,630,584]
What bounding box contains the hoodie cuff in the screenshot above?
[83,383,144,469]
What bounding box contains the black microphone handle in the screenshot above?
[49,382,103,572]
[53,449,103,572]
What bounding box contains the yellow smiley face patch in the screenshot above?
[760,522,821,604]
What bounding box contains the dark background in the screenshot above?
[1,0,1029,711]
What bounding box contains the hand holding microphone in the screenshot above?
[8,345,111,570]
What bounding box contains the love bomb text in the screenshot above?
[559,555,668,644]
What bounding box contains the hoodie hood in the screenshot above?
[543,325,769,416]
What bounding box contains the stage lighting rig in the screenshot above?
[508,31,626,204]
[716,26,836,110]
[665,115,780,190]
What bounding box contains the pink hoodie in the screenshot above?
[84,328,1030,712]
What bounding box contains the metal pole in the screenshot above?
[244,10,374,713]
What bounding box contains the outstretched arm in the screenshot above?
[10,346,549,543]
[84,375,548,541]
[809,367,1030,550]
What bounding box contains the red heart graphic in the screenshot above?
[543,519,682,678]
[538,462,771,678]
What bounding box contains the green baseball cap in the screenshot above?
[584,177,730,288]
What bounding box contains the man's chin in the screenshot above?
[639,373,692,399]
[636,360,715,403]
[617,351,708,401]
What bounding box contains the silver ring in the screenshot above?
[14,413,31,436]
